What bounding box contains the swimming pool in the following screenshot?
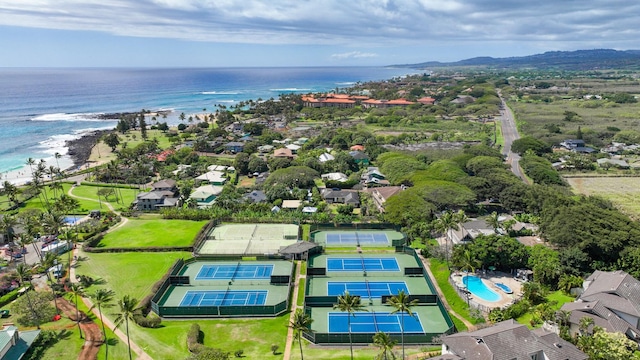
[495,282,513,294]
[462,276,500,302]
[64,216,82,225]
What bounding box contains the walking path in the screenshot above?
[57,297,103,360]
[67,185,149,359]
[70,248,153,360]
[418,254,475,331]
[282,260,305,360]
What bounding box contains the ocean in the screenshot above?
[0,67,417,184]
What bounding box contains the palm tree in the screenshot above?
[91,289,115,359]
[433,210,459,269]
[59,229,77,282]
[373,331,397,360]
[459,248,481,305]
[15,263,40,329]
[54,152,62,171]
[0,214,16,244]
[333,291,367,360]
[40,251,60,314]
[69,283,85,339]
[25,157,36,178]
[386,290,419,360]
[486,211,501,234]
[114,295,139,360]
[289,309,313,360]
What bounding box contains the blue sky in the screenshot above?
[0,0,639,67]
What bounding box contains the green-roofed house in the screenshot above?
[0,325,41,360]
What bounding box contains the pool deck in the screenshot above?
[451,271,523,309]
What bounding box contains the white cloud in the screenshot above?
[0,0,638,50]
[331,51,379,60]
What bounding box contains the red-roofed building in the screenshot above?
[350,144,365,151]
[417,97,436,105]
[302,94,364,108]
[154,149,175,162]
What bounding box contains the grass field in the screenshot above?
[132,316,289,360]
[566,176,640,219]
[71,184,139,209]
[98,219,207,248]
[74,251,190,300]
[509,98,640,142]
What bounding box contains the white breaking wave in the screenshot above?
[201,91,240,95]
[335,82,356,85]
[31,112,108,122]
[217,100,236,103]
[269,88,312,92]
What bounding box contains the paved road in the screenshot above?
[498,93,528,183]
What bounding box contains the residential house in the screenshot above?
[0,325,41,360]
[258,145,275,153]
[321,189,360,207]
[560,270,640,344]
[361,167,388,187]
[244,190,267,203]
[597,158,630,169]
[195,170,227,185]
[189,185,224,208]
[133,179,179,211]
[560,139,596,154]
[286,144,301,154]
[239,135,253,142]
[350,144,365,152]
[417,96,436,105]
[295,137,309,145]
[318,153,335,163]
[321,172,349,183]
[450,95,476,105]
[224,142,245,153]
[207,165,228,172]
[274,148,294,159]
[449,219,495,244]
[430,319,587,360]
[225,122,244,134]
[367,186,403,212]
[349,151,370,166]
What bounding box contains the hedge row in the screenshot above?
[0,289,20,307]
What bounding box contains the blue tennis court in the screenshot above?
[328,281,409,298]
[326,232,389,245]
[195,264,274,280]
[327,257,400,272]
[328,312,424,333]
[179,290,268,306]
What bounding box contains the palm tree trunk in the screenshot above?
[99,304,109,360]
[348,315,353,360]
[125,317,132,360]
[75,293,83,339]
[401,313,405,360]
[299,336,304,360]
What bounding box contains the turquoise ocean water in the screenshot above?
[0,67,416,182]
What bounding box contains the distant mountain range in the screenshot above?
[395,49,640,70]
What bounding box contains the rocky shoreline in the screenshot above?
[65,130,111,168]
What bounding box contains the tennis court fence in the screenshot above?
[155,301,288,317]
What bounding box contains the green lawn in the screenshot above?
[70,184,139,210]
[429,258,481,324]
[74,251,190,300]
[98,219,207,248]
[131,316,290,360]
